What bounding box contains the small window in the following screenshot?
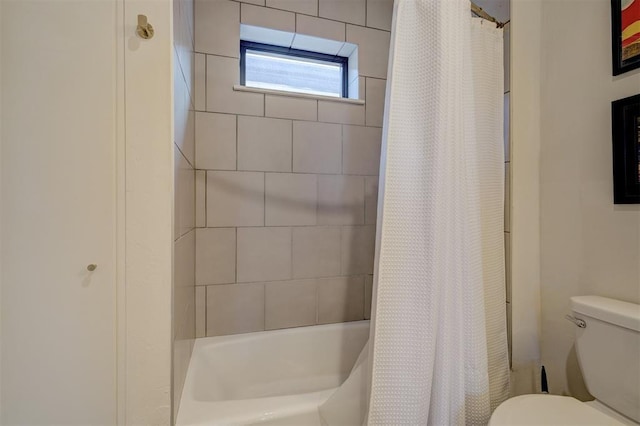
[240,41,348,98]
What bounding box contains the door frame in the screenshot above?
[115,0,175,423]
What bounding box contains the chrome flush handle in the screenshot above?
[565,315,586,328]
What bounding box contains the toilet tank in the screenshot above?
[571,296,640,423]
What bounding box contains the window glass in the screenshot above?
[242,43,347,98]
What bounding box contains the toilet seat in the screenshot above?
[489,395,629,425]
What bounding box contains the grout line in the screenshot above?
[340,124,344,174]
[262,281,266,331]
[227,0,389,33]
[204,170,208,227]
[196,51,241,60]
[204,285,208,337]
[364,0,367,28]
[235,115,239,171]
[234,227,238,283]
[204,272,368,286]
[315,276,319,325]
[204,54,208,112]
[363,77,367,125]
[316,173,321,227]
[290,227,294,281]
[202,223,372,229]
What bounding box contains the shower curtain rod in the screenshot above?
[470,2,509,28]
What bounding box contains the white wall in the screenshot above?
[123,0,175,423]
[510,0,543,395]
[539,0,640,397]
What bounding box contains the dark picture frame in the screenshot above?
[612,94,640,203]
[612,0,640,75]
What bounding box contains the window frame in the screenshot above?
[240,40,349,98]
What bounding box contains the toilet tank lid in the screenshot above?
[571,296,640,332]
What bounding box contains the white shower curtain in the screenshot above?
[319,1,509,424]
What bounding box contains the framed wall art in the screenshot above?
[612,94,640,203]
[612,0,640,75]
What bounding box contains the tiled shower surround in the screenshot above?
[173,0,196,418]
[193,0,393,337]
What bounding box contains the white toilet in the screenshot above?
[490,295,640,425]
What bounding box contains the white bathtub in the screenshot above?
[176,321,370,426]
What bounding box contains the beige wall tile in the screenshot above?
[296,14,345,41]
[319,0,365,25]
[265,95,317,121]
[174,341,192,417]
[506,301,512,364]
[505,232,511,303]
[175,75,195,164]
[239,0,265,5]
[341,225,375,275]
[175,147,195,239]
[364,176,378,225]
[241,3,295,32]
[206,171,264,226]
[318,101,365,125]
[206,55,264,116]
[195,53,206,111]
[292,226,341,278]
[267,0,317,16]
[195,286,206,338]
[195,112,236,170]
[317,175,365,225]
[195,170,206,227]
[365,78,385,127]
[317,276,364,324]
[292,121,342,173]
[174,230,195,348]
[175,48,193,104]
[195,0,239,57]
[342,125,382,175]
[364,274,373,320]
[346,25,390,79]
[238,116,292,172]
[265,279,317,329]
[504,23,510,91]
[504,92,510,161]
[366,0,393,31]
[505,163,510,232]
[237,227,292,282]
[174,230,196,298]
[196,228,236,285]
[265,173,317,226]
[207,283,265,336]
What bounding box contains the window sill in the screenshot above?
[233,85,365,105]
